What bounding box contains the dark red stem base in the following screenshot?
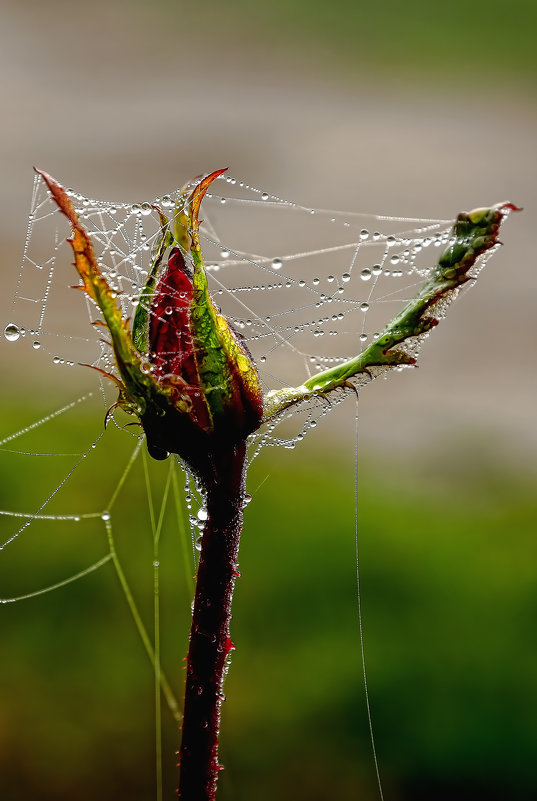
[178,439,247,801]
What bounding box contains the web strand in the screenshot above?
[354,396,385,801]
[4,170,466,456]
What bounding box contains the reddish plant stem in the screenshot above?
[178,439,248,801]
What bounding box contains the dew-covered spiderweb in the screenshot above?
[0,171,502,799]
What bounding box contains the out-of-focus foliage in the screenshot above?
[157,0,536,89]
[0,397,536,801]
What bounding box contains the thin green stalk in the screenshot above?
[103,515,181,722]
[106,442,181,723]
[142,448,175,801]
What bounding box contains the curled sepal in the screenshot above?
[263,201,520,421]
[35,168,192,422]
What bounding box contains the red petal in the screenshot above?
[149,248,198,385]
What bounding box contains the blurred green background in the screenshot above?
[1,0,536,799]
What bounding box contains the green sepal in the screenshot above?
[263,201,519,421]
[180,171,264,435]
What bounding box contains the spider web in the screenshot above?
[5,171,466,451]
[0,171,502,799]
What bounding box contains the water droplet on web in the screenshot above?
[360,333,368,342]
[53,356,61,364]
[312,277,320,286]
[242,494,252,508]
[360,268,372,281]
[153,560,160,568]
[221,249,229,259]
[195,536,203,552]
[372,264,382,276]
[261,192,269,201]
[4,323,20,342]
[271,258,283,270]
[197,508,208,522]
[342,273,351,283]
[131,203,142,215]
[32,341,41,349]
[360,229,369,240]
[140,203,152,216]
[360,302,369,312]
[386,235,396,246]
[101,511,111,522]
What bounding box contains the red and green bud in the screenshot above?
[37,168,263,476]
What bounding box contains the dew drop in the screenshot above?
[53,356,61,364]
[197,508,208,522]
[32,341,41,349]
[386,235,396,246]
[271,257,283,270]
[312,277,320,286]
[360,268,372,281]
[360,333,368,342]
[101,511,111,522]
[220,197,227,204]
[140,202,152,216]
[372,264,382,276]
[261,192,269,201]
[4,323,20,342]
[360,302,369,311]
[360,228,369,240]
[341,273,351,283]
[195,536,203,552]
[221,249,230,259]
